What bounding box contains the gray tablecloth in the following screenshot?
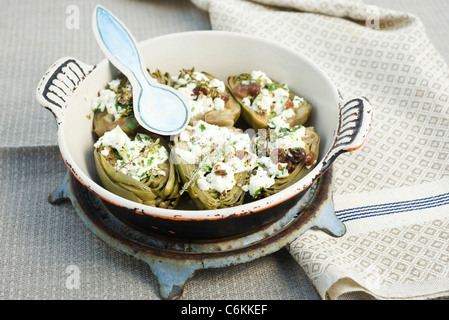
[1,0,448,300]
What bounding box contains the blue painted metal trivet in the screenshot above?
[49,166,344,300]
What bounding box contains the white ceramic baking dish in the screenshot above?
[36,30,372,239]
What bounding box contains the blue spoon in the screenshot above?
[93,5,190,136]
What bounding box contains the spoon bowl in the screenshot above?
[93,5,190,136]
[132,76,190,135]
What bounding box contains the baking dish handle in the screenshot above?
[321,97,373,170]
[36,57,95,122]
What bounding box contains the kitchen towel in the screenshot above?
[191,0,449,299]
[290,177,449,299]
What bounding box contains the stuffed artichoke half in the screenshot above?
[91,69,171,137]
[172,121,319,209]
[226,70,320,199]
[172,121,254,210]
[93,126,181,208]
[91,75,139,137]
[227,71,312,130]
[171,68,241,127]
[246,125,320,198]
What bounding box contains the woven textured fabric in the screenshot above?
[290,178,449,299]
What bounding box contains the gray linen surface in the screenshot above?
[1,0,448,300]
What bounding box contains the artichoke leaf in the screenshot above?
[94,150,146,204]
[92,69,170,138]
[159,159,180,199]
[286,102,312,129]
[203,100,240,127]
[192,170,247,210]
[93,110,139,138]
[96,149,158,201]
[148,68,174,86]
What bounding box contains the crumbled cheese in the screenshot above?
[107,79,121,90]
[205,162,238,193]
[273,125,307,150]
[94,125,129,151]
[91,78,126,121]
[244,168,275,198]
[175,121,255,194]
[173,71,228,118]
[209,78,226,93]
[175,120,311,197]
[269,108,296,130]
[256,156,289,178]
[251,70,273,85]
[244,71,305,130]
[95,126,168,181]
[293,96,305,108]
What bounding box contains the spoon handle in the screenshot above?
[93,5,150,86]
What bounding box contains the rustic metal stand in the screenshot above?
[49,167,344,300]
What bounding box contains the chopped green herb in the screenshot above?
[127,119,136,130]
[254,187,263,198]
[111,149,122,160]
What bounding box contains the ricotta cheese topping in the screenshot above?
[172,70,228,118]
[175,121,255,194]
[94,126,168,182]
[243,167,275,198]
[270,126,307,151]
[241,71,305,129]
[91,78,129,121]
[175,121,311,197]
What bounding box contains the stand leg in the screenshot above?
[311,195,346,237]
[141,257,201,300]
[48,171,71,204]
[307,168,346,237]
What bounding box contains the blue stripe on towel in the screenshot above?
[336,192,449,223]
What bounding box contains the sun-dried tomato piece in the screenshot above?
[305,151,317,166]
[248,82,261,96]
[233,84,249,98]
